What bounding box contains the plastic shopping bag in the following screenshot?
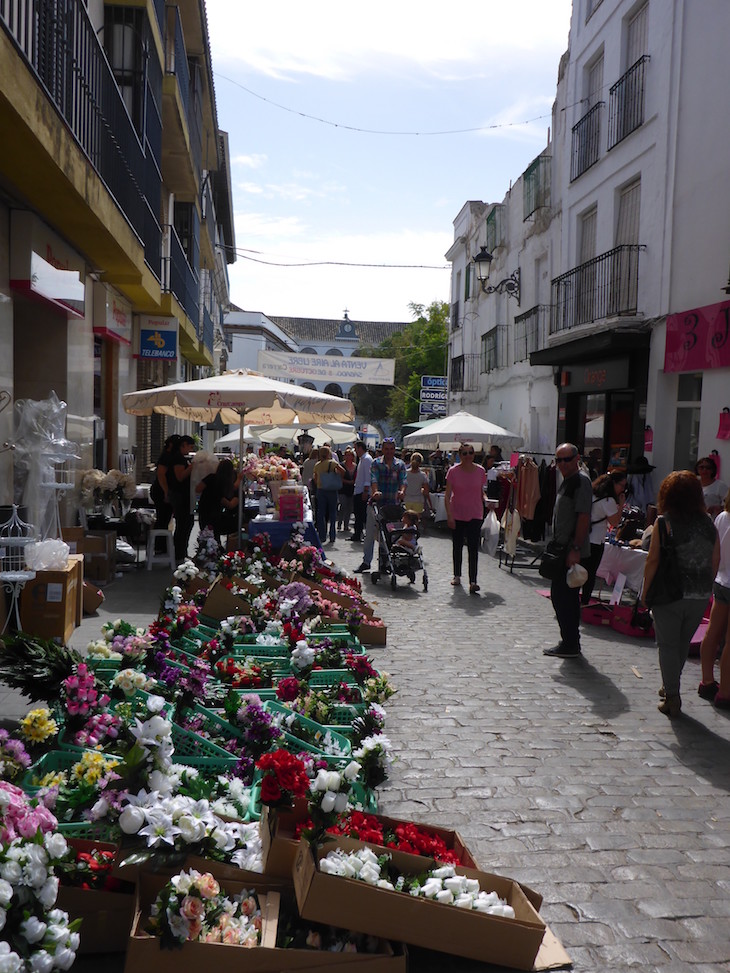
[481,510,500,557]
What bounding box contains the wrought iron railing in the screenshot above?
[550,244,644,334]
[163,224,199,327]
[480,327,507,373]
[0,0,148,244]
[608,56,650,149]
[570,102,603,181]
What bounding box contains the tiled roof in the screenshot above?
[270,316,408,348]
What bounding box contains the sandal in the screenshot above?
[714,694,730,710]
[698,680,719,701]
[469,583,480,594]
[451,577,461,586]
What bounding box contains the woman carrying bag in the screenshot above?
[642,470,719,717]
[313,445,346,545]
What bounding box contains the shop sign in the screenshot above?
[9,211,85,317]
[92,285,132,344]
[665,299,730,372]
[421,375,447,389]
[135,315,178,360]
[419,401,447,416]
[562,358,629,393]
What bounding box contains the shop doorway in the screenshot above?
[575,390,635,475]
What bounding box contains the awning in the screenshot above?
[530,327,651,367]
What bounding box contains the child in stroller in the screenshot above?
[370,502,428,591]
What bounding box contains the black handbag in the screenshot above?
[644,517,683,608]
[538,540,568,580]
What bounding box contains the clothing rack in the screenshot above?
[496,454,555,573]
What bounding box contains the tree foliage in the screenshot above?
[349,301,448,429]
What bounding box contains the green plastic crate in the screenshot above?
[263,701,351,766]
[20,750,122,795]
[171,722,238,768]
[229,688,279,703]
[349,781,379,813]
[225,643,291,659]
[306,669,359,687]
[189,624,219,640]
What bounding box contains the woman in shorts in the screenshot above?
[698,487,730,708]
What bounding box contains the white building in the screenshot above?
[448,0,730,480]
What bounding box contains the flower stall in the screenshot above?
[0,527,569,971]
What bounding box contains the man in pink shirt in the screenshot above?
[444,444,487,594]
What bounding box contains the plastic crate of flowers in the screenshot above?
[263,701,351,766]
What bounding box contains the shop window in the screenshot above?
[674,372,702,470]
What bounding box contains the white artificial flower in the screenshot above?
[22,860,49,889]
[51,947,76,971]
[0,880,12,908]
[177,815,206,844]
[343,761,361,781]
[333,792,348,814]
[43,833,68,860]
[0,943,23,973]
[119,805,146,835]
[90,797,110,821]
[29,950,53,973]
[320,792,336,814]
[0,862,22,885]
[36,876,59,910]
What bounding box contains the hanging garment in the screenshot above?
[501,507,522,557]
[515,458,541,520]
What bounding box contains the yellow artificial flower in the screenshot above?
[37,771,65,788]
[19,708,58,743]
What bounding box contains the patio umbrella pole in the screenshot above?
[237,406,246,543]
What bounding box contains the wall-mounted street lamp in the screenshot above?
[473,246,521,306]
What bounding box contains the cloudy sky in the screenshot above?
[205,0,573,323]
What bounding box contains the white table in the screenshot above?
[596,543,647,593]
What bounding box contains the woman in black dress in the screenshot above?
[197,458,243,541]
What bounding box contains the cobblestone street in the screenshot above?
[2,525,729,972]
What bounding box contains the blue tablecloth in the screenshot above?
[247,516,322,551]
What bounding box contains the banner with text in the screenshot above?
[257,350,395,386]
[419,374,447,416]
[665,299,730,372]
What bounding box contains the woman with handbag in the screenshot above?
[642,470,719,717]
[313,445,346,545]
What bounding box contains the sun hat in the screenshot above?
[627,456,655,474]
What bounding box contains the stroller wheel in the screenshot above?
[390,573,397,590]
[408,571,416,583]
[371,571,380,584]
[423,572,428,591]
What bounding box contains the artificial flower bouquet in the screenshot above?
[0,781,82,972]
[241,454,300,484]
[79,467,136,510]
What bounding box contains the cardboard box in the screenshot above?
[125,874,405,973]
[293,838,546,970]
[83,532,117,584]
[68,553,84,626]
[203,577,253,620]
[358,620,387,645]
[20,559,80,643]
[60,526,85,555]
[260,806,479,880]
[82,581,105,615]
[56,837,135,954]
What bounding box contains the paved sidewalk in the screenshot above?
[2,525,729,971]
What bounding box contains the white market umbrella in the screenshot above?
[249,421,357,448]
[403,410,523,451]
[214,426,261,451]
[124,369,354,532]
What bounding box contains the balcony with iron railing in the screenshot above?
[608,55,650,149]
[570,102,603,181]
[162,4,199,195]
[0,0,149,250]
[550,245,645,335]
[163,223,199,329]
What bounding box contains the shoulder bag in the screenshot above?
[319,461,343,491]
[644,517,683,608]
[538,540,569,580]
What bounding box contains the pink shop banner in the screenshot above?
[664,299,730,373]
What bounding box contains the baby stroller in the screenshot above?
[370,502,428,591]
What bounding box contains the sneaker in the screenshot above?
[354,562,370,573]
[698,680,720,701]
[714,694,730,710]
[543,643,582,658]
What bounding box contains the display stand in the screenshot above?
[0,505,37,634]
[41,459,75,540]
